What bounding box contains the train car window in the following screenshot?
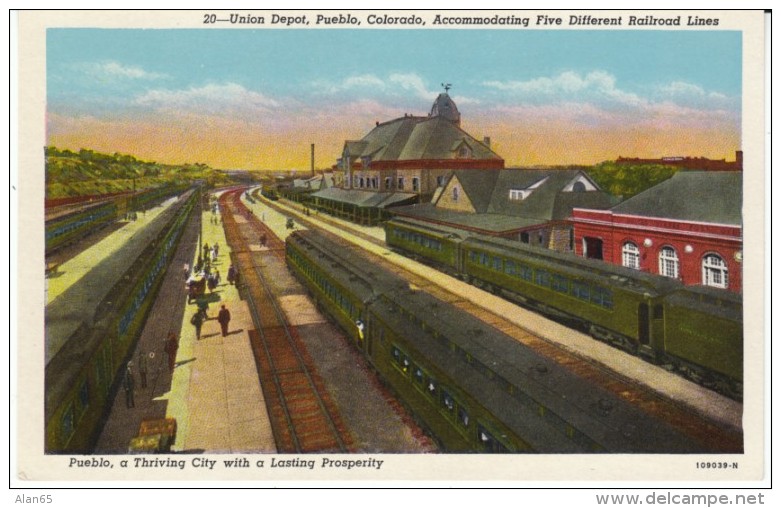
[478,424,509,453]
[504,260,516,275]
[518,265,533,281]
[79,381,90,411]
[426,378,438,399]
[441,390,456,415]
[413,366,424,385]
[591,286,614,309]
[458,407,470,428]
[492,257,503,272]
[480,252,490,266]
[60,404,75,444]
[469,251,477,263]
[552,274,569,293]
[572,281,590,301]
[535,269,551,287]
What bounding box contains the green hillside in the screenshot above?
[45,147,233,198]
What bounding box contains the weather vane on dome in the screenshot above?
[441,83,452,93]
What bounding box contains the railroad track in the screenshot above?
[220,189,352,453]
[253,190,743,453]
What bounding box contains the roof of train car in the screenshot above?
[390,205,543,233]
[374,285,703,453]
[289,230,404,303]
[387,215,682,295]
[45,191,193,366]
[665,285,743,321]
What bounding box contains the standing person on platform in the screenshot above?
[164,331,179,369]
[214,242,219,257]
[203,243,210,263]
[214,269,221,287]
[138,352,148,390]
[227,264,237,285]
[217,305,232,337]
[190,309,205,341]
[123,363,135,408]
[183,263,190,281]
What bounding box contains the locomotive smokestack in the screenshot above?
[311,143,315,177]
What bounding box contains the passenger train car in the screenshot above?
[384,216,743,399]
[286,229,724,453]
[44,190,197,453]
[45,184,186,255]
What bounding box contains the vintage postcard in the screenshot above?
[11,8,769,492]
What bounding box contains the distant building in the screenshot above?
[616,150,742,171]
[392,168,616,251]
[571,171,742,293]
[277,172,334,203]
[310,90,503,225]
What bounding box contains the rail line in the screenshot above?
[252,188,743,453]
[220,189,352,453]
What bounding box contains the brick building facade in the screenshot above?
[572,171,742,293]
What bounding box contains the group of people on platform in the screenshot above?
[121,200,240,412]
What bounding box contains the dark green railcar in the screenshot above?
[384,218,464,275]
[285,229,711,453]
[286,231,374,348]
[662,285,743,398]
[45,190,197,453]
[46,200,118,254]
[383,216,743,399]
[460,235,681,359]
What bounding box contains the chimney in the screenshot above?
[311,143,315,177]
[483,137,491,147]
[736,150,743,170]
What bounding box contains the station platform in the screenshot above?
[94,193,276,454]
[45,195,186,366]
[46,196,180,305]
[164,200,277,453]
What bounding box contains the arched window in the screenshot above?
[622,242,640,269]
[452,186,459,201]
[658,246,679,279]
[702,253,729,288]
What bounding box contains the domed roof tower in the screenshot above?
[430,83,461,126]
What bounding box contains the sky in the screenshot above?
[46,27,742,171]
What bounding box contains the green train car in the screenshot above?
[384,217,743,400]
[286,230,714,453]
[46,200,119,254]
[44,190,197,453]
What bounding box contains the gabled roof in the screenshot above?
[445,170,501,213]
[445,169,614,220]
[488,169,614,220]
[611,171,742,225]
[344,116,501,163]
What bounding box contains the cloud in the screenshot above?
[387,73,441,99]
[482,70,644,106]
[134,83,281,118]
[311,74,386,94]
[84,60,168,81]
[657,80,731,104]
